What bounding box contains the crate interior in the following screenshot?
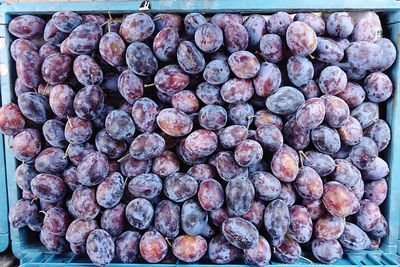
[0,3,399,265]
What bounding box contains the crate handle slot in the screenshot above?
[139,0,151,11]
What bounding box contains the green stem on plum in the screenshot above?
[117,153,130,163]
[107,12,112,33]
[144,83,155,88]
[103,18,122,25]
[153,15,163,21]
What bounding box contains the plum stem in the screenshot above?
[246,115,256,129]
[107,12,112,33]
[144,83,155,88]
[274,246,312,263]
[102,18,122,27]
[31,196,39,205]
[39,210,47,216]
[255,50,265,60]
[123,176,129,188]
[62,143,71,160]
[298,150,311,167]
[100,20,109,27]
[67,116,73,129]
[299,255,314,264]
[117,153,130,163]
[164,237,172,247]
[153,15,163,22]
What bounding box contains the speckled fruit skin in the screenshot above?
[96,172,125,209]
[163,173,198,202]
[76,151,109,186]
[115,231,141,263]
[322,182,355,217]
[264,199,290,246]
[173,235,208,263]
[226,178,255,216]
[139,230,168,263]
[222,217,259,249]
[286,21,317,56]
[31,173,67,203]
[86,229,115,266]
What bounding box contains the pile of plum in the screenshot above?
[2,10,394,266]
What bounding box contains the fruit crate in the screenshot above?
[1,0,400,266]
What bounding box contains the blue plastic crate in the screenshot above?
[0,0,400,266]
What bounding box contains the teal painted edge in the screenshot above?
[0,0,400,21]
[0,1,399,265]
[16,251,400,266]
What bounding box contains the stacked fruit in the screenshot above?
[2,10,394,266]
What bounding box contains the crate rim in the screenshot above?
[0,1,400,266]
[0,0,400,20]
